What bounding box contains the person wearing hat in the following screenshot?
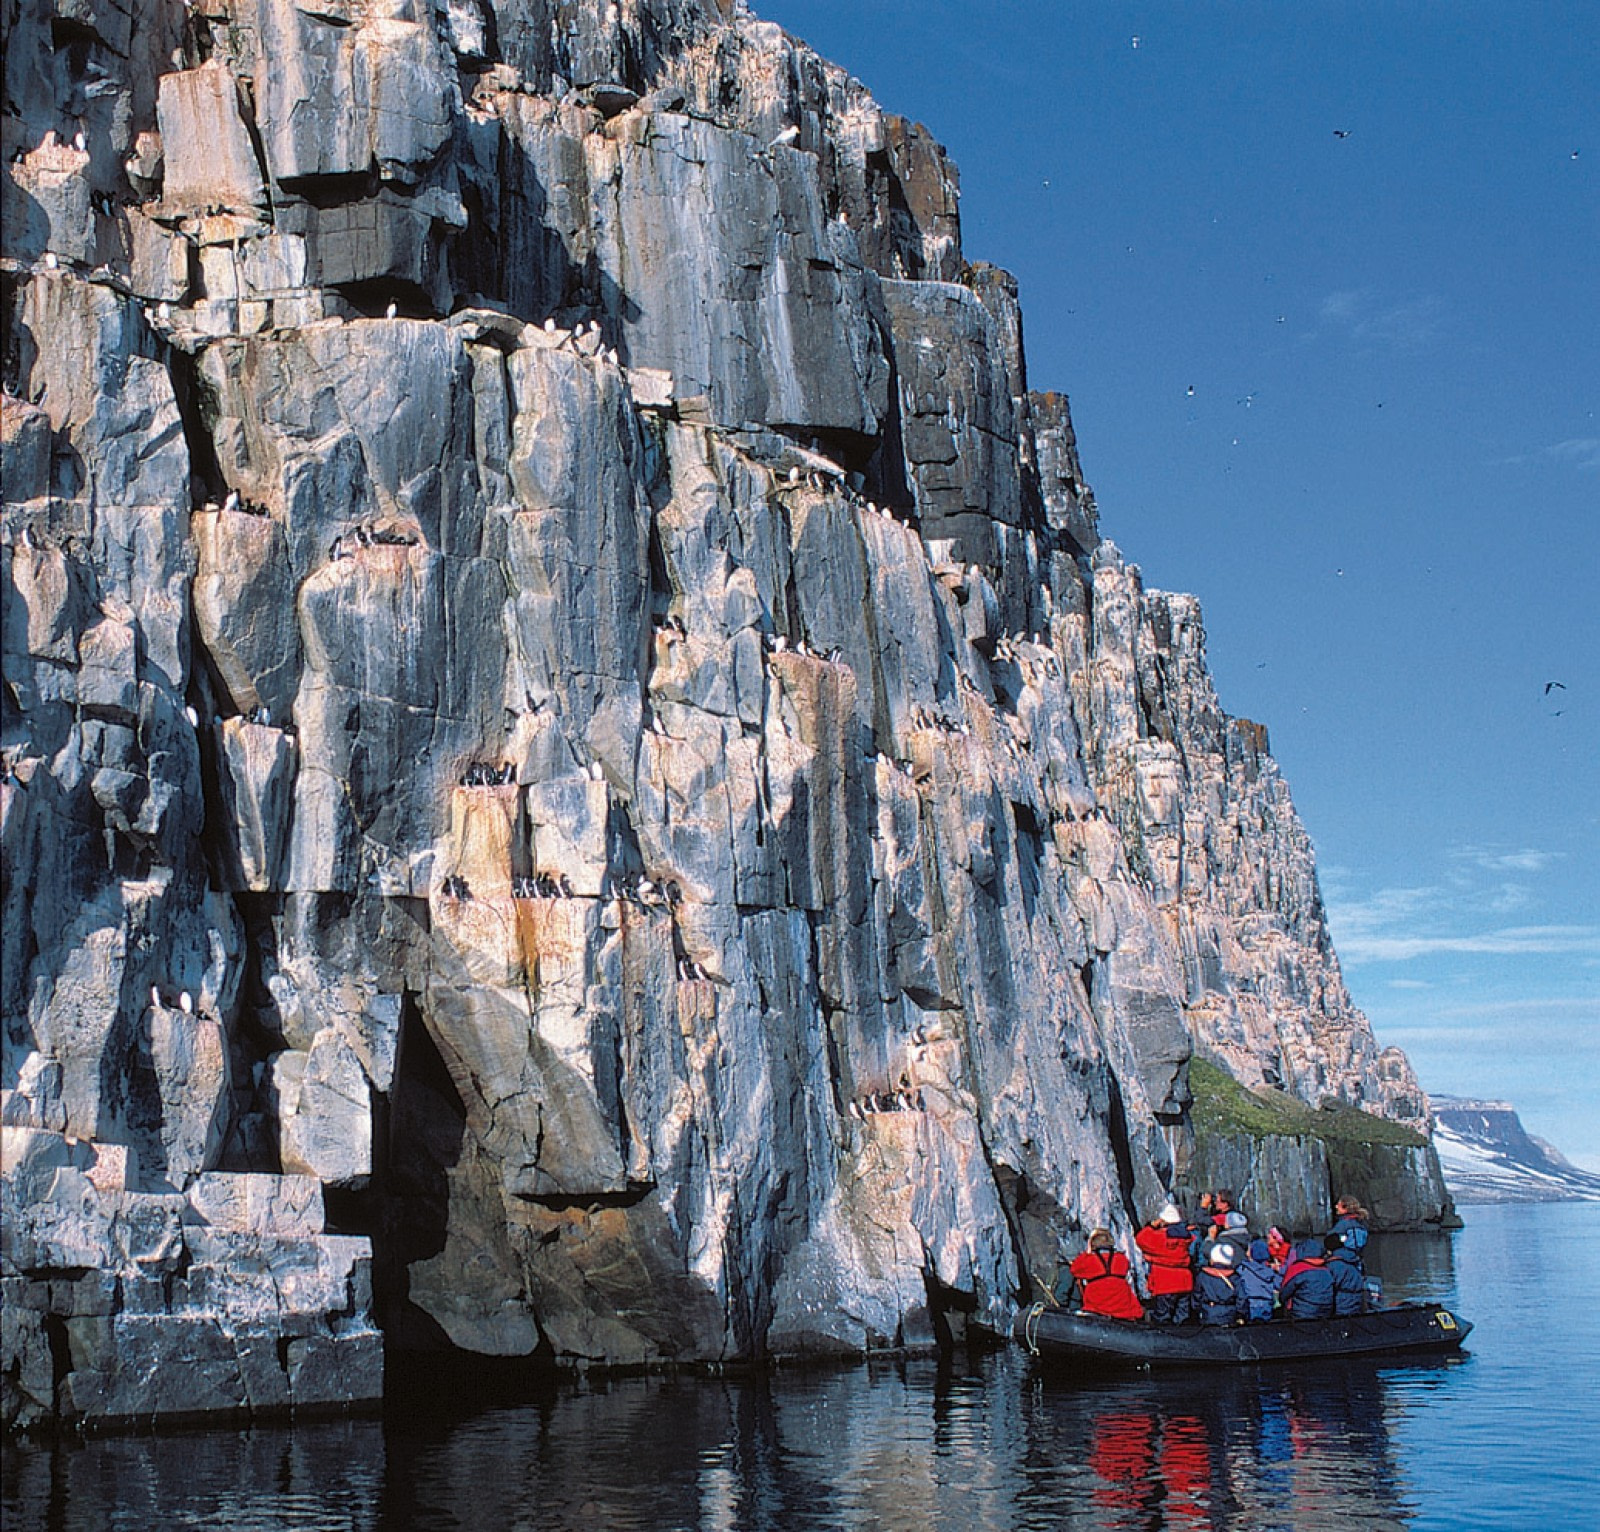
[1237,1238,1281,1322]
[1200,1208,1253,1266]
[1194,1242,1247,1326]
[1058,1230,1145,1320]
[1135,1204,1196,1324]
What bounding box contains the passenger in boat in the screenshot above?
[1331,1195,1370,1260]
[1280,1238,1336,1319]
[1325,1232,1368,1316]
[1266,1225,1293,1272]
[1236,1238,1281,1322]
[1135,1204,1196,1324]
[1063,1230,1146,1320]
[1194,1243,1246,1325]
[1219,1209,1251,1248]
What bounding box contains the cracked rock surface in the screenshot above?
[3,0,1444,1428]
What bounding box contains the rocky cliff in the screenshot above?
[2,0,1445,1427]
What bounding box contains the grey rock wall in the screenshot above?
[3,0,1435,1426]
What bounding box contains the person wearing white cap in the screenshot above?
[1195,1242,1247,1326]
[1135,1203,1196,1324]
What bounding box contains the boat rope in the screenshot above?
[1022,1301,1046,1355]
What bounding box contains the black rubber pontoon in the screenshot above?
[1016,1304,1472,1370]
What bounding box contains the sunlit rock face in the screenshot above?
[2,0,1437,1424]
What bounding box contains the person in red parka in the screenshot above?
[1135,1203,1196,1324]
[1061,1230,1145,1320]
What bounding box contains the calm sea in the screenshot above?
[4,1201,1596,1530]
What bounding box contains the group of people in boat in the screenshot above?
[1055,1191,1374,1326]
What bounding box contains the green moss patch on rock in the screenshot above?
[1189,1059,1428,1150]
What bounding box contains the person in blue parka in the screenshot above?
[1325,1232,1368,1316]
[1194,1242,1248,1326]
[1280,1238,1336,1320]
[1331,1196,1370,1263]
[1237,1237,1281,1322]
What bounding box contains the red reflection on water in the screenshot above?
[1160,1415,1211,1525]
[1090,1408,1212,1524]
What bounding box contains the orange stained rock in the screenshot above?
[446,782,518,900]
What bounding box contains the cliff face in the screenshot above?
[2,0,1440,1426]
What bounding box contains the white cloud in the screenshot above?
[1387,979,1433,990]
[1339,924,1600,963]
[1451,846,1564,875]
[1316,288,1446,351]
[1543,437,1600,471]
[1416,996,1599,1020]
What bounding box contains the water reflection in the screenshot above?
[1,1417,385,1532]
[5,1352,1462,1532]
[381,1351,1459,1531]
[1365,1230,1458,1306]
[1025,1360,1459,1531]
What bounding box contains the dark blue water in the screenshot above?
[4,1202,1596,1530]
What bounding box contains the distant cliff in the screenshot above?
[3,0,1445,1428]
[1432,1098,1600,1205]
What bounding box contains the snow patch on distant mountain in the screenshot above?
[1432,1096,1600,1205]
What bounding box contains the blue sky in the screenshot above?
[768,2,1600,1166]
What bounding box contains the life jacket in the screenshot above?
[1068,1249,1146,1320]
[1136,1223,1195,1294]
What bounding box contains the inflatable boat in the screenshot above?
[1017,1303,1472,1370]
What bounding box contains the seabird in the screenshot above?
[223,490,240,513]
[184,705,199,727]
[150,985,161,1008]
[588,761,603,780]
[1334,129,1351,139]
[386,301,398,319]
[544,317,556,332]
[43,252,58,269]
[1544,681,1567,694]
[179,992,192,1014]
[768,125,800,150]
[787,467,801,484]
[158,301,171,322]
